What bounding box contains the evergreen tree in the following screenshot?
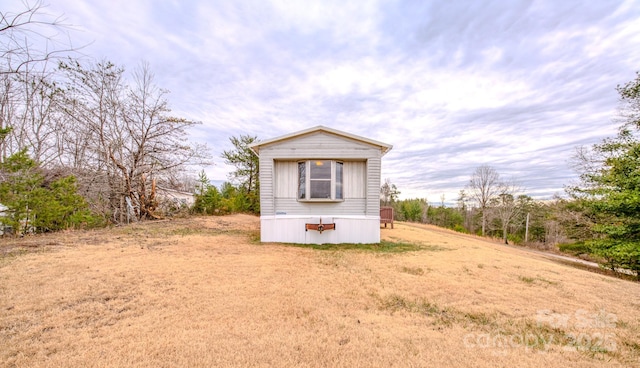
[570,72,640,278]
[0,150,95,234]
[221,135,260,214]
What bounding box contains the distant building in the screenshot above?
[156,187,195,207]
[0,203,14,236]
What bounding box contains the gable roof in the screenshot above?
[248,125,393,156]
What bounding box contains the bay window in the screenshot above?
[298,160,343,201]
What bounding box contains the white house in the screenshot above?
[156,186,196,207]
[0,203,9,236]
[249,126,392,244]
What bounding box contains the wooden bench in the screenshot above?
[380,207,394,229]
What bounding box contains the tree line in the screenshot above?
[192,135,260,216]
[380,72,640,278]
[381,170,564,246]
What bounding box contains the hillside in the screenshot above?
[1,215,638,367]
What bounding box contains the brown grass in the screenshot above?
[1,215,639,367]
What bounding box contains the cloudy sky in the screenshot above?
[12,0,640,203]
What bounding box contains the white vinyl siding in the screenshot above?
[344,161,365,198]
[275,161,297,198]
[365,157,381,217]
[258,156,275,215]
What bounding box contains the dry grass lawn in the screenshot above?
[1,215,639,367]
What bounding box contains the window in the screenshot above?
[298,160,343,201]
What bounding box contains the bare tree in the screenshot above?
[8,64,63,166]
[1,1,80,164]
[153,166,199,193]
[122,63,209,218]
[59,60,209,223]
[0,74,16,160]
[1,1,77,75]
[56,60,123,221]
[490,182,526,244]
[1,3,208,223]
[457,189,475,233]
[467,165,502,236]
[380,178,400,206]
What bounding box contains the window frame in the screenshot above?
[297,160,344,202]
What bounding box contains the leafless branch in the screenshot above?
[1,0,82,75]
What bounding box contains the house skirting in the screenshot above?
[260,215,380,244]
